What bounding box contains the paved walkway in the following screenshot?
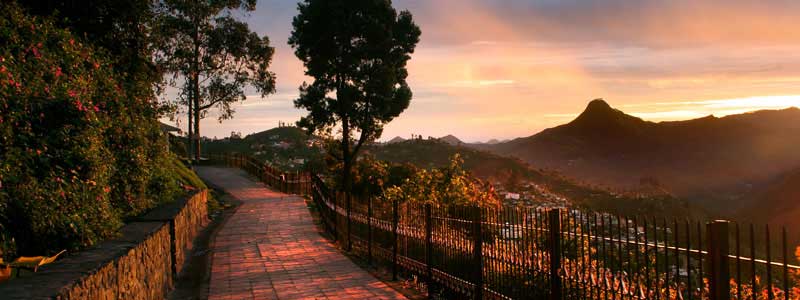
[196,167,407,300]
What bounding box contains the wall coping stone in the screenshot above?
[0,222,164,299]
[0,189,208,299]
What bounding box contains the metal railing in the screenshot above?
[213,154,800,300]
[207,153,312,195]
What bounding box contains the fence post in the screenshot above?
[367,195,373,265]
[548,209,562,300]
[707,220,730,300]
[472,206,483,300]
[346,193,352,252]
[392,198,399,281]
[332,192,338,243]
[425,203,433,299]
[282,173,286,193]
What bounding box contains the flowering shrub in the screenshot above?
[0,4,181,258]
[384,154,501,208]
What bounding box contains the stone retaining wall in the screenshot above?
[0,189,209,299]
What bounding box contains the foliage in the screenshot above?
[156,0,277,161]
[19,0,164,99]
[0,3,184,258]
[166,155,206,191]
[383,155,500,208]
[201,126,325,172]
[371,138,702,218]
[289,0,421,194]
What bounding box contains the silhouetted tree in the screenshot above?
[156,0,276,162]
[288,0,421,197]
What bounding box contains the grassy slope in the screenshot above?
[169,156,207,189]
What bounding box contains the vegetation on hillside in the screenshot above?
[202,126,324,171]
[0,3,203,260]
[383,155,501,208]
[482,99,800,217]
[369,139,702,218]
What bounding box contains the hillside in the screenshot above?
[739,168,800,229]
[478,99,800,215]
[201,126,323,171]
[368,139,702,218]
[438,134,463,145]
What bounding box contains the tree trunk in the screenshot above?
[341,115,352,252]
[187,80,193,166]
[192,15,201,164]
[193,78,200,163]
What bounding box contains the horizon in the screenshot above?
[163,0,800,142]
[193,98,800,143]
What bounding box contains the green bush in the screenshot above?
[0,3,183,258]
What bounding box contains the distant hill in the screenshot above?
[387,136,406,144]
[438,134,463,145]
[202,126,322,171]
[244,126,309,144]
[367,139,702,218]
[477,99,800,215]
[739,167,800,229]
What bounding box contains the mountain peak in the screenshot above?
[572,98,631,124]
[583,98,614,115]
[559,99,648,137]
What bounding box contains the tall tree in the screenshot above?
[289,0,420,197]
[156,0,276,162]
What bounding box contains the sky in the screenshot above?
[169,0,800,142]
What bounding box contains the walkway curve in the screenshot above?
[197,166,407,300]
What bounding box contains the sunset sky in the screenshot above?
[177,0,800,142]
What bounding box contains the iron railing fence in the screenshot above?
[210,153,800,300]
[207,153,312,195]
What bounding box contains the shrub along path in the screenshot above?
[196,166,407,300]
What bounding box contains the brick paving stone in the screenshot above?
[197,167,407,300]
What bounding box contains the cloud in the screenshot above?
[181,0,800,142]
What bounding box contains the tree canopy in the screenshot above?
[156,0,276,161]
[289,0,421,192]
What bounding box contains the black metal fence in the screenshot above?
[207,153,311,195]
[212,154,800,300]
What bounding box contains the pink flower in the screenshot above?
[93,105,100,112]
[69,39,74,46]
[68,90,77,98]
[74,100,84,111]
[54,67,62,77]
